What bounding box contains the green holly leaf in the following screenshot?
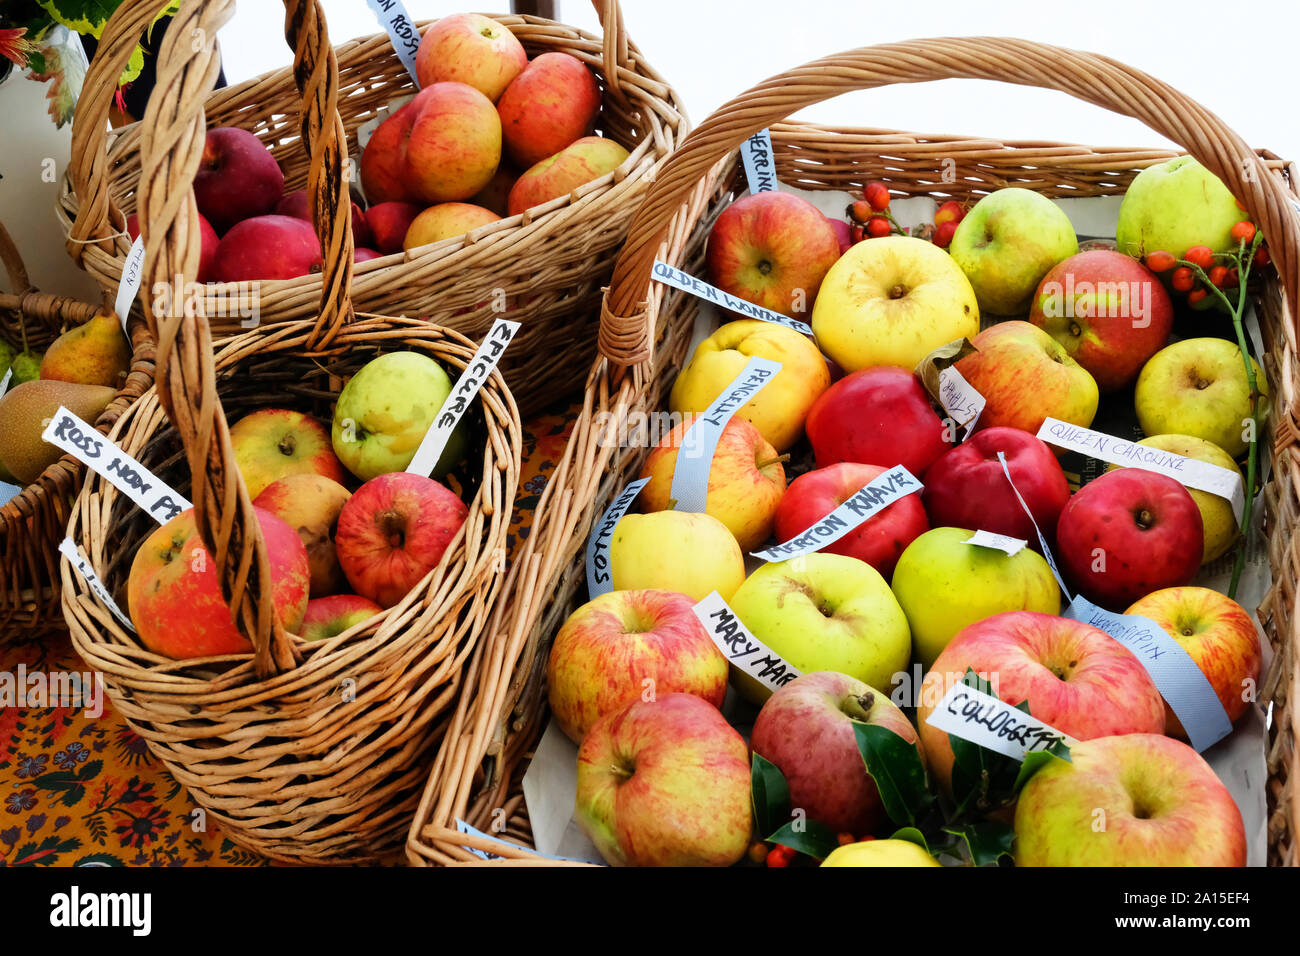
[888,826,930,852]
[853,721,934,828]
[750,752,790,839]
[766,819,839,862]
[943,821,1015,867]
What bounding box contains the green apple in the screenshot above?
[949,188,1078,316]
[820,839,941,867]
[891,527,1060,668]
[728,553,910,705]
[331,351,468,480]
[609,511,746,602]
[1116,156,1247,260]
[1134,338,1267,458]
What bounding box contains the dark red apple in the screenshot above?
[354,248,382,263]
[365,202,424,254]
[212,215,322,282]
[274,188,373,249]
[300,594,384,641]
[194,126,284,233]
[825,217,853,255]
[128,211,219,283]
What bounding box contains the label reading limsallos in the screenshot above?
[1036,418,1246,525]
[925,681,1078,761]
[1063,593,1233,752]
[669,356,781,514]
[692,590,800,693]
[938,366,985,438]
[59,537,135,632]
[963,530,1028,556]
[651,261,813,336]
[997,451,1071,599]
[584,477,651,599]
[752,465,921,562]
[739,129,777,194]
[114,236,146,330]
[41,407,191,523]
[405,318,520,478]
[366,0,421,83]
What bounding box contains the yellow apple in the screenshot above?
[609,511,745,602]
[820,839,941,867]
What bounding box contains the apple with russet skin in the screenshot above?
[252,473,352,597]
[360,98,419,204]
[954,320,1099,437]
[1013,733,1246,866]
[669,319,829,453]
[948,187,1078,316]
[273,188,372,249]
[638,416,785,553]
[608,511,745,603]
[547,589,729,745]
[1126,586,1262,739]
[812,235,980,372]
[402,202,501,252]
[506,136,629,217]
[404,82,502,204]
[365,202,424,254]
[497,52,602,169]
[821,839,941,867]
[212,215,322,282]
[916,611,1166,794]
[193,126,284,234]
[751,670,925,835]
[229,408,346,500]
[127,507,310,659]
[575,692,752,867]
[299,594,383,641]
[773,462,928,580]
[705,191,842,319]
[1115,156,1248,261]
[127,211,218,283]
[415,13,527,103]
[1055,469,1203,610]
[334,471,468,608]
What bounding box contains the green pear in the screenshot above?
[39,311,130,389]
[0,379,117,484]
[11,350,40,385]
[0,341,14,381]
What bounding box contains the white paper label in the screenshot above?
[925,681,1078,760]
[0,367,12,399]
[0,481,20,507]
[752,465,921,562]
[453,818,592,864]
[669,356,781,514]
[59,537,135,632]
[584,477,651,599]
[997,451,1071,599]
[651,260,813,336]
[42,407,191,523]
[405,318,519,478]
[114,236,146,330]
[739,129,777,194]
[938,365,985,437]
[692,590,800,694]
[963,530,1028,556]
[366,0,421,83]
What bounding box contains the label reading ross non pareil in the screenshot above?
[937,365,985,437]
[41,407,191,523]
[752,465,921,562]
[963,530,1028,556]
[114,236,146,330]
[405,318,520,478]
[584,477,651,599]
[651,261,814,336]
[366,0,421,83]
[59,537,135,632]
[669,357,781,514]
[739,129,777,194]
[692,590,799,693]
[925,681,1078,761]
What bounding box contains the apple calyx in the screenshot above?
[610,760,636,782]
[377,509,408,549]
[1134,508,1155,531]
[841,691,875,722]
[757,259,773,276]
[277,434,298,457]
[888,283,908,300]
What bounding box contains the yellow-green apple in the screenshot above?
[127,211,217,282]
[608,511,745,602]
[470,162,519,216]
[1126,586,1262,739]
[1116,157,1249,260]
[728,553,911,705]
[705,191,842,319]
[402,202,501,251]
[891,528,1061,669]
[669,319,830,452]
[949,188,1078,316]
[127,507,310,659]
[805,366,951,476]
[230,408,346,500]
[193,126,284,234]
[820,839,941,867]
[360,99,418,204]
[497,51,601,169]
[773,463,928,579]
[954,321,1099,435]
[212,214,322,282]
[1027,250,1174,392]
[274,188,372,249]
[1013,733,1246,866]
[404,82,501,204]
[331,351,467,480]
[1055,469,1203,609]
[365,201,423,254]
[334,472,468,608]
[1134,338,1268,458]
[638,416,786,552]
[415,13,526,102]
[300,594,383,641]
[252,473,352,597]
[575,692,752,867]
[506,136,630,216]
[916,611,1165,794]
[751,670,925,834]
[812,235,979,370]
[546,589,729,744]
[922,426,1069,547]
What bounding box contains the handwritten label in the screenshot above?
[669,357,781,514]
[59,537,135,631]
[938,366,985,437]
[406,319,519,478]
[453,818,594,864]
[651,261,813,336]
[1063,593,1233,752]
[752,465,920,562]
[366,0,421,83]
[114,236,146,330]
[1037,418,1246,524]
[739,129,777,194]
[692,590,800,694]
[0,367,12,399]
[41,407,190,523]
[925,681,1078,761]
[997,451,1070,598]
[584,477,651,599]
[963,530,1028,556]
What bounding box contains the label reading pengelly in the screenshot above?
[925,681,1078,761]
[584,477,651,599]
[692,590,800,693]
[651,261,813,336]
[59,537,135,632]
[739,129,777,194]
[365,0,421,82]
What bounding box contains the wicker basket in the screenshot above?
[60,0,520,864]
[55,0,687,415]
[406,37,1300,867]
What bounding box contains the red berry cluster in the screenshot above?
[1142,218,1268,310]
[931,200,967,249]
[846,181,896,242]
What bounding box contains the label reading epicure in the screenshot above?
[366,0,421,83]
[925,681,1078,761]
[584,477,651,599]
[651,261,814,336]
[692,590,800,694]
[739,129,777,194]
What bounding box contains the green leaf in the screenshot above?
[943,822,1015,867]
[888,826,930,852]
[750,752,790,839]
[853,722,934,828]
[766,819,839,862]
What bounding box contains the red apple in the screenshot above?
[415,13,527,103]
[359,98,419,204]
[403,82,501,204]
[506,136,629,217]
[402,202,501,252]
[229,408,347,500]
[300,594,383,641]
[365,201,424,254]
[193,126,284,234]
[252,473,352,597]
[497,52,601,169]
[274,188,373,249]
[354,248,381,263]
[471,162,519,217]
[826,217,853,255]
[212,215,322,282]
[127,211,218,283]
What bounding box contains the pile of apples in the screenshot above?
[544,156,1269,867]
[125,350,473,659]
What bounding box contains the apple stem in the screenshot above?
[755,453,792,471]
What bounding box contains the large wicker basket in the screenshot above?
[56,0,687,415]
[406,37,1300,867]
[60,0,520,864]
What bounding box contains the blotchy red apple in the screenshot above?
[497,52,601,169]
[403,82,502,204]
[365,201,424,254]
[274,188,373,249]
[194,126,285,234]
[212,215,322,282]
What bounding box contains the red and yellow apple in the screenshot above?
[252,473,352,597]
[415,13,527,103]
[300,594,383,641]
[506,136,629,216]
[402,202,501,252]
[360,99,418,204]
[229,408,346,500]
[497,51,601,169]
[403,82,502,204]
[608,511,745,602]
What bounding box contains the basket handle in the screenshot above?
[592,0,629,100]
[599,37,1299,367]
[136,0,352,677]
